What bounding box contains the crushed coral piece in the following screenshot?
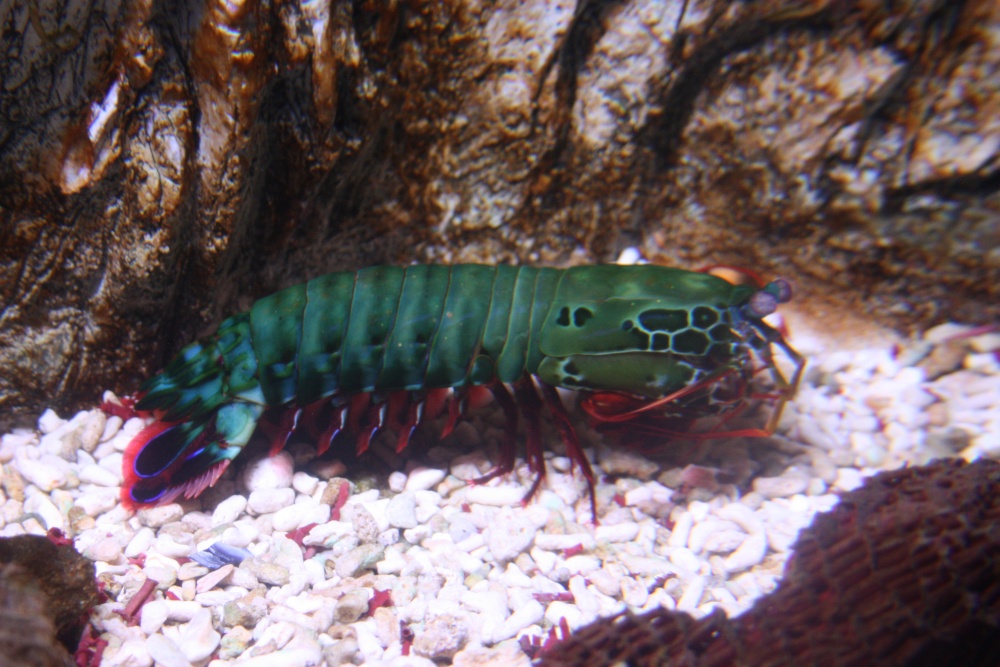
[74,624,108,667]
[119,578,158,625]
[367,588,393,616]
[329,482,350,520]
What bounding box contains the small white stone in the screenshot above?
[544,601,583,630]
[668,547,701,573]
[533,533,595,551]
[196,563,234,594]
[272,499,330,532]
[676,576,706,612]
[124,527,155,558]
[752,471,810,499]
[211,495,248,526]
[145,633,191,667]
[486,511,536,561]
[724,532,768,572]
[163,600,202,622]
[243,452,295,491]
[405,466,447,491]
[388,470,408,492]
[85,537,122,563]
[594,522,639,543]
[24,492,65,532]
[13,456,66,491]
[385,491,419,529]
[100,415,123,443]
[464,484,524,506]
[563,555,601,575]
[179,608,220,662]
[79,464,120,487]
[291,471,319,495]
[667,511,693,548]
[247,488,295,514]
[834,468,864,492]
[490,599,544,643]
[153,533,194,559]
[38,409,65,434]
[136,504,184,528]
[621,577,649,607]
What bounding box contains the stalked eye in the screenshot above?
[747,291,778,318]
[768,278,793,303]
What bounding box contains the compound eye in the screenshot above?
[769,278,793,303]
[747,290,778,318]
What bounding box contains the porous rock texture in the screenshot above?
[1,0,998,427]
[0,564,76,667]
[0,533,101,661]
[537,458,1000,667]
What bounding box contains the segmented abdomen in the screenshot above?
[245,265,558,407]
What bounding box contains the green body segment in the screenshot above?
[236,264,573,404]
[240,264,756,405]
[143,264,760,419]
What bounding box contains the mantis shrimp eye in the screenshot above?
[748,290,778,318]
[770,278,793,304]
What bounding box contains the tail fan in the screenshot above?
[122,417,233,509]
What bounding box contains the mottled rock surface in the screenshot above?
[0,533,100,665]
[537,458,1000,667]
[2,0,997,425]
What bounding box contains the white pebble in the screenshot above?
[594,521,639,543]
[178,608,220,662]
[490,599,544,643]
[486,511,536,561]
[272,500,330,532]
[464,484,524,506]
[752,471,810,499]
[533,533,595,551]
[378,493,415,532]
[247,488,295,514]
[667,511,693,548]
[724,533,767,572]
[834,468,864,492]
[544,601,583,630]
[38,409,65,434]
[140,599,169,634]
[211,495,248,526]
[243,452,295,491]
[136,504,184,528]
[79,464,121,487]
[196,564,234,594]
[676,576,706,612]
[405,467,447,491]
[13,455,66,491]
[621,577,649,607]
[145,633,191,667]
[668,548,701,573]
[291,471,319,495]
[388,471,408,492]
[163,600,202,622]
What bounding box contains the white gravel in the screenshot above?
[0,314,997,666]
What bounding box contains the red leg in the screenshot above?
[512,377,546,503]
[539,382,596,522]
[471,380,518,485]
[395,395,422,454]
[440,387,467,439]
[356,398,386,456]
[316,402,346,456]
[264,407,301,457]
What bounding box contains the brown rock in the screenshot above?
[538,458,1000,667]
[0,533,100,662]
